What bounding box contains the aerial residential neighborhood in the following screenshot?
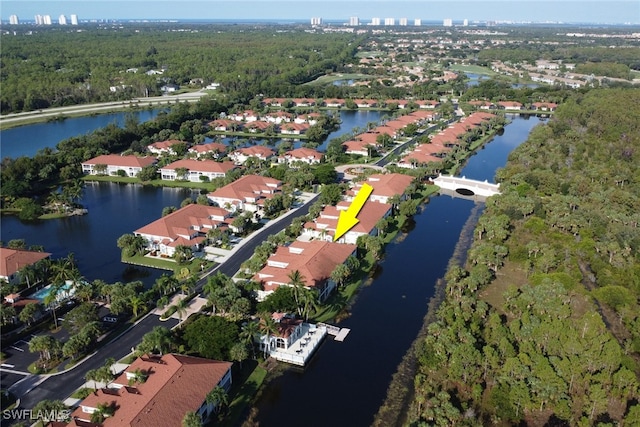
[1,6,639,427]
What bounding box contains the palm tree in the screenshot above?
[175,298,188,321]
[206,385,229,415]
[182,411,203,427]
[18,263,38,288]
[240,320,262,359]
[298,288,319,321]
[258,312,278,358]
[129,295,147,318]
[287,270,305,305]
[43,282,65,329]
[85,368,99,389]
[330,264,350,289]
[138,326,173,355]
[29,335,61,369]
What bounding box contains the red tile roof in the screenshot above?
[304,201,391,238]
[255,241,356,291]
[135,204,230,240]
[68,354,232,427]
[82,155,157,169]
[0,248,51,278]
[148,139,184,151]
[233,146,275,158]
[361,173,414,198]
[207,175,281,203]
[160,159,235,175]
[281,148,323,161]
[189,142,227,154]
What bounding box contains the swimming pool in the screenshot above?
[30,282,75,303]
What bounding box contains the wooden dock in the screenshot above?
[334,328,350,342]
[318,323,350,342]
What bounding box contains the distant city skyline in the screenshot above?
[2,1,639,25]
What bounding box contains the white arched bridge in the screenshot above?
[432,174,500,197]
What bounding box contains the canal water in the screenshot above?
[251,115,544,427]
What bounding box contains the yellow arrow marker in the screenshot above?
[334,183,374,242]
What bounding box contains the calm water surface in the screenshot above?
[0,109,160,159]
[253,116,544,427]
[0,111,543,425]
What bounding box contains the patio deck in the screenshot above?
[268,323,327,366]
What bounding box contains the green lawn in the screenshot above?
[217,361,267,427]
[448,64,497,76]
[304,73,374,85]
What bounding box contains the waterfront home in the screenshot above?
[325,99,346,108]
[229,146,275,164]
[294,112,321,125]
[147,139,186,156]
[208,119,243,132]
[228,110,260,122]
[468,100,496,110]
[384,99,409,109]
[258,313,328,366]
[497,101,523,110]
[0,248,51,285]
[279,122,309,135]
[349,173,415,204]
[81,154,157,177]
[207,174,282,213]
[159,159,236,182]
[532,102,558,111]
[264,111,294,124]
[342,132,381,156]
[66,354,232,427]
[398,143,449,169]
[353,99,378,108]
[134,204,232,257]
[254,240,357,301]
[303,201,392,244]
[414,99,441,109]
[277,148,324,165]
[188,142,227,159]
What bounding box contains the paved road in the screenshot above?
[8,314,178,414]
[4,193,318,416]
[0,91,207,127]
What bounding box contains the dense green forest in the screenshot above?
[0,25,360,113]
[408,88,640,426]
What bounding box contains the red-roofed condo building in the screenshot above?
[134,204,231,257]
[207,175,282,213]
[159,159,236,182]
[81,155,157,177]
[255,240,357,301]
[66,354,232,427]
[0,248,51,285]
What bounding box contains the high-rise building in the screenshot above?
[414,19,422,26]
[43,15,52,25]
[59,15,67,25]
[70,14,79,25]
[370,17,381,26]
[384,17,395,26]
[399,18,408,26]
[9,15,19,25]
[349,16,359,26]
[310,17,322,26]
[35,15,43,25]
[443,18,453,27]
[463,19,469,26]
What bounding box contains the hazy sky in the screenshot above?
[3,1,639,24]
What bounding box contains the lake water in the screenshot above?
[0,109,543,424]
[0,109,160,159]
[0,109,384,159]
[252,115,544,427]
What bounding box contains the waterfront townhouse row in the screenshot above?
[342,109,439,156]
[397,111,497,169]
[254,173,415,301]
[81,147,324,181]
[466,100,558,111]
[261,97,441,110]
[66,354,232,427]
[132,175,282,257]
